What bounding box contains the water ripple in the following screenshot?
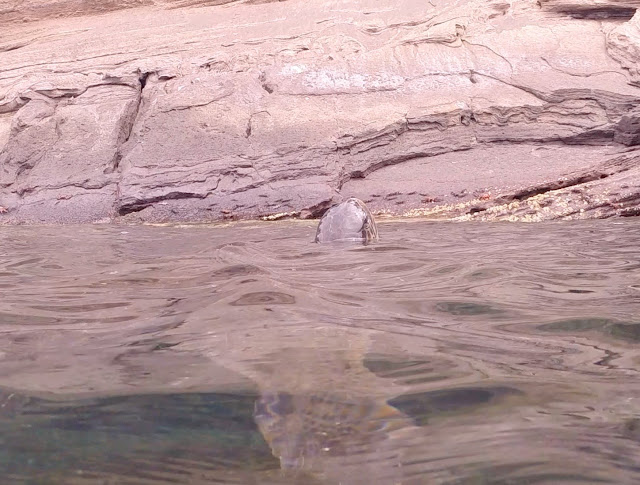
[0,219,640,483]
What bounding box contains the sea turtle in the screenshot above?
[251,348,411,475]
[314,198,378,244]
[254,390,408,471]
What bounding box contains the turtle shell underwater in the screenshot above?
[315,197,378,244]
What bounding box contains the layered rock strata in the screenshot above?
[1,0,640,223]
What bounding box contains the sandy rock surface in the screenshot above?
[1,0,639,223]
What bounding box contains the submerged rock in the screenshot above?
[315,198,378,244]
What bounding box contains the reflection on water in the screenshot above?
[1,219,640,483]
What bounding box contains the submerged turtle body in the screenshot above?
[315,198,378,244]
[254,391,408,470]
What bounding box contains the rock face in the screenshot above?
[1,0,640,223]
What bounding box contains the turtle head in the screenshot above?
[315,198,379,244]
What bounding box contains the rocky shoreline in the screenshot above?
[1,0,639,224]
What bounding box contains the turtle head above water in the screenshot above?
[314,197,379,244]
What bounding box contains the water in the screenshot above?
[1,219,640,484]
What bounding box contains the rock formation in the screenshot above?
[1,0,639,223]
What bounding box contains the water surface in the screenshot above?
[1,219,640,484]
